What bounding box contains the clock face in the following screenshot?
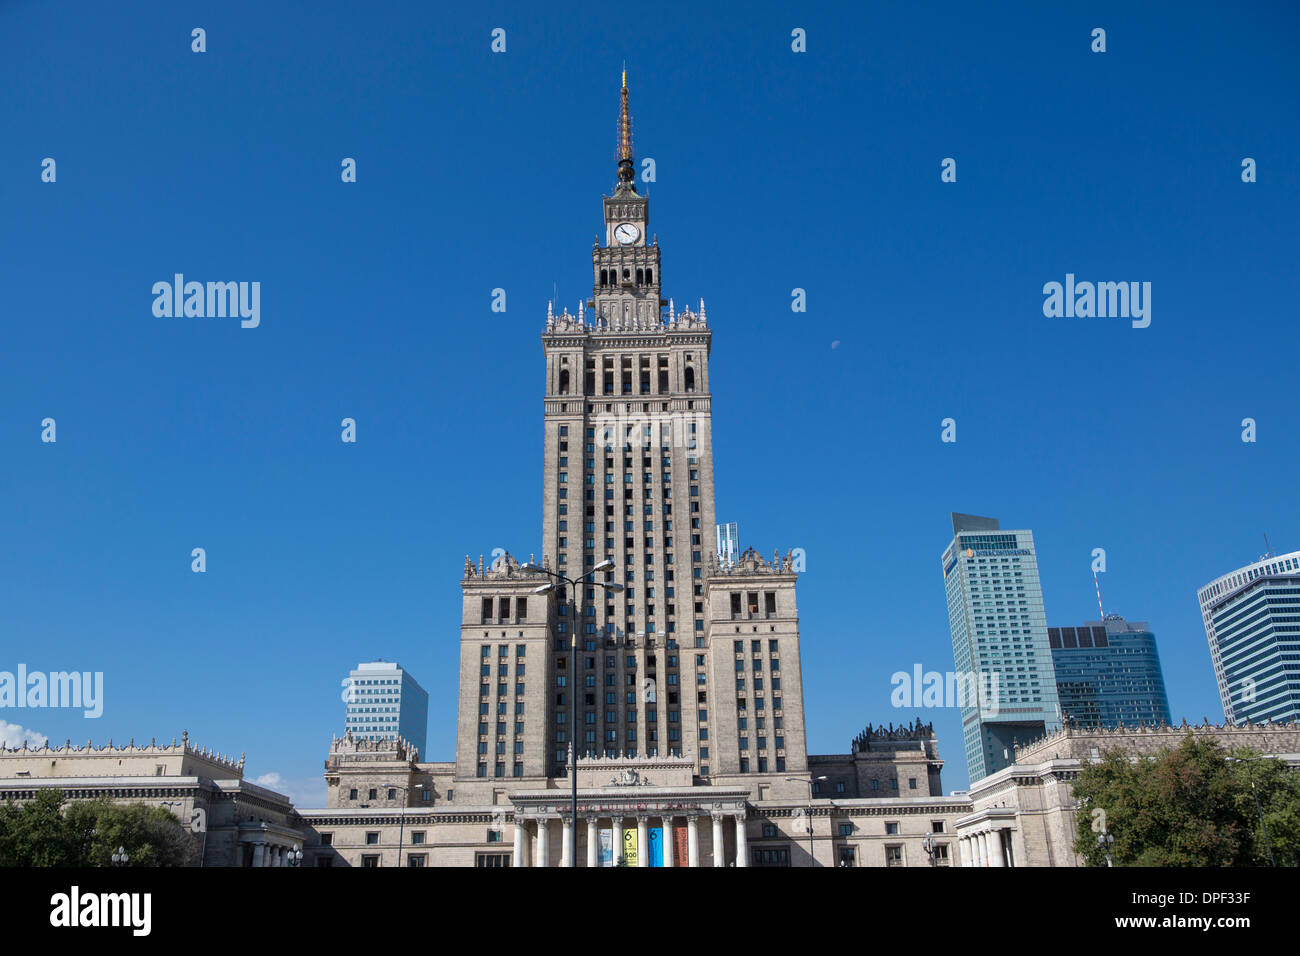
[614,223,640,245]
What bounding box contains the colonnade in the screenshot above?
[511,811,748,867]
[958,828,1012,867]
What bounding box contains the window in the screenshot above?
[365,832,380,845]
[838,823,853,836]
[476,853,511,867]
[885,822,899,835]
[886,845,904,867]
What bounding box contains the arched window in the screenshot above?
[645,269,653,285]
[599,270,608,287]
[636,268,644,285]
[684,366,695,392]
[559,369,570,394]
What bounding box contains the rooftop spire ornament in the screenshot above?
[617,66,636,192]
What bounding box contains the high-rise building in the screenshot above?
[343,661,429,757]
[454,71,810,787]
[1198,549,1300,725]
[1048,615,1172,728]
[716,522,739,567]
[941,513,1061,782]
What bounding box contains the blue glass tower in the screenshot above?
[1048,616,1172,728]
[941,513,1061,782]
[343,660,429,757]
[1198,550,1300,725]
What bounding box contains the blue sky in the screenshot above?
[2,1,1298,802]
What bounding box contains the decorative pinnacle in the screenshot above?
[617,67,635,189]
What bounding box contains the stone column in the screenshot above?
[959,836,969,867]
[687,815,700,868]
[537,818,550,868]
[734,814,748,868]
[977,832,988,867]
[663,817,675,868]
[586,818,598,868]
[251,843,265,868]
[513,822,525,868]
[989,830,1005,867]
[711,814,725,867]
[561,817,572,868]
[637,816,649,868]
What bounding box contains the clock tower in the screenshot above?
[593,69,662,328]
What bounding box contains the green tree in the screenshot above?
[66,799,196,867]
[0,792,195,867]
[0,789,82,866]
[1073,734,1300,866]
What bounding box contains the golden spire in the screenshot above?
[617,66,635,188]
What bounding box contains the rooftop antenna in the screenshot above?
[1264,532,1274,559]
[1093,568,1105,619]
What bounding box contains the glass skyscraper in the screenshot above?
[716,522,739,567]
[942,513,1061,782]
[343,660,429,757]
[1048,616,1172,728]
[1198,550,1300,725]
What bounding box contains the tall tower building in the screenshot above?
[1198,549,1300,725]
[342,661,429,757]
[941,513,1061,782]
[1048,615,1172,729]
[455,73,809,788]
[716,522,740,567]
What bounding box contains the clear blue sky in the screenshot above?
[3,1,1297,802]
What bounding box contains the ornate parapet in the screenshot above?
[708,546,800,576]
[1013,718,1300,764]
[462,551,549,581]
[0,730,245,777]
[543,299,709,336]
[326,732,420,767]
[850,718,937,756]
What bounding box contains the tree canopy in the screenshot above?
[1072,734,1300,866]
[0,790,196,867]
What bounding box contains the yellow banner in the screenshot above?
[622,827,637,866]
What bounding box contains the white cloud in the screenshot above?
[248,770,327,809]
[0,721,47,749]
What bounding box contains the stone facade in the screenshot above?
[0,733,305,867]
[955,720,1300,867]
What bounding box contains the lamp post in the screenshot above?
[1095,831,1114,867]
[786,774,827,867]
[111,846,129,868]
[522,557,623,868]
[922,834,937,867]
[287,845,303,867]
[396,782,427,867]
[1228,755,1277,867]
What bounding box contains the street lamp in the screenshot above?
[922,834,937,867]
[522,556,623,868]
[1096,831,1114,867]
[111,846,129,868]
[287,845,303,867]
[1228,755,1277,867]
[785,774,827,867]
[397,783,428,867]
